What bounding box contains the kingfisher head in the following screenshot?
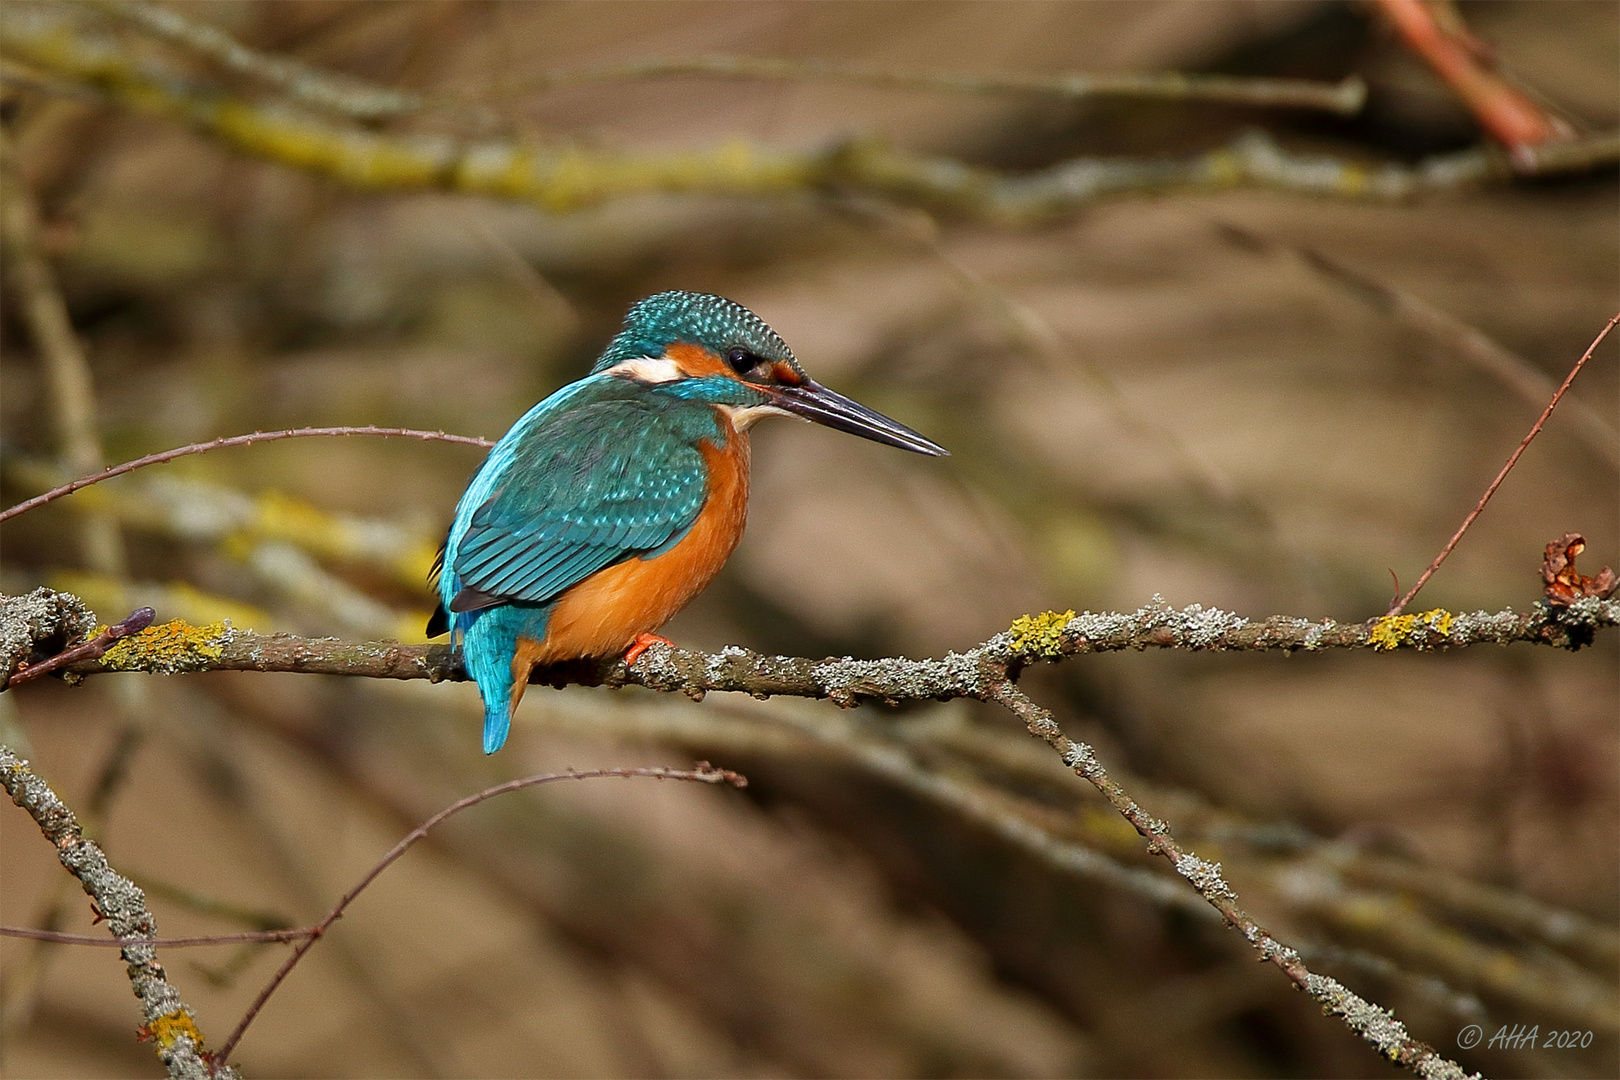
[593,291,947,456]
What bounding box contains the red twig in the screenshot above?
[210,763,746,1072]
[0,426,494,525]
[5,606,155,688]
[1371,0,1569,167]
[1388,312,1620,615]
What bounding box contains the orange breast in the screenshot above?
[530,416,750,663]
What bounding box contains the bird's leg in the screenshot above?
[624,632,675,666]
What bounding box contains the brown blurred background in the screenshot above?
[1,2,1616,1077]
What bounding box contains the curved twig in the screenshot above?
[0,426,493,525]
[212,764,745,1069]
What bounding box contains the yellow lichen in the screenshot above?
[100,619,230,672]
[1367,608,1454,651]
[1008,610,1075,659]
[141,1008,204,1050]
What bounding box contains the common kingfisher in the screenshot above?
[430,291,947,753]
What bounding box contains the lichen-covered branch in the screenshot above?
[47,596,1620,693]
[984,682,1478,1080]
[0,745,234,1080]
[3,4,1614,223]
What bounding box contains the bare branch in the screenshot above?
[0,426,493,525]
[0,745,235,1080]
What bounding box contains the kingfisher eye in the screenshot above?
[724,347,759,375]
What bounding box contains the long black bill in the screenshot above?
[767,379,948,456]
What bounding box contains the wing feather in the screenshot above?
[448,396,713,610]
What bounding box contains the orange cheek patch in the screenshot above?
[664,341,730,378]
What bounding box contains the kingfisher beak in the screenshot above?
[766,378,948,456]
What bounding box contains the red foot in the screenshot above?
[624,632,675,666]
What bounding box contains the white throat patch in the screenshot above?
[716,402,795,431]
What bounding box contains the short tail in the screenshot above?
[482,698,512,756]
[458,604,549,755]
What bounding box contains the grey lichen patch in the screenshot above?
[1304,974,1473,1078]
[1175,853,1237,901]
[1060,742,1094,771]
[1065,596,1248,651]
[1163,602,1248,648]
[1256,934,1300,964]
[813,651,989,703]
[1,587,96,680]
[1451,608,1521,640]
[1065,608,1136,644]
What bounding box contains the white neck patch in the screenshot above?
[716,402,795,431]
[606,355,683,384]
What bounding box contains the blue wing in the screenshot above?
[446,396,712,613]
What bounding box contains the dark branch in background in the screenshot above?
[0,427,493,525]
[1217,224,1619,467]
[94,0,1365,120]
[0,926,313,949]
[465,56,1366,114]
[1388,312,1620,614]
[0,744,234,1080]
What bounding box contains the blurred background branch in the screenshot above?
[3,2,1616,223]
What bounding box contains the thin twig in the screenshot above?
[1388,312,1620,615]
[211,763,745,1069]
[0,426,493,525]
[5,605,154,687]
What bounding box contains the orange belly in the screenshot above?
[521,423,750,665]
